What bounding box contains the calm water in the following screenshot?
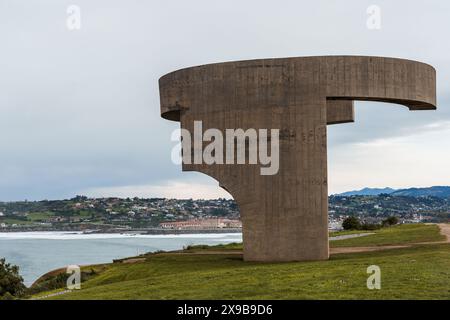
[0,231,242,286]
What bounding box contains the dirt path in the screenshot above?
[31,290,72,300]
[329,233,375,241]
[438,223,450,243]
[330,245,410,254]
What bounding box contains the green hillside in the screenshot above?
[31,224,450,300]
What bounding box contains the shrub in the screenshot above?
[0,292,15,300]
[382,216,399,227]
[342,217,361,230]
[0,258,26,299]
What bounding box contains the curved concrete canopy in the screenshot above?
[160,56,436,120]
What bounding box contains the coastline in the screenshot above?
[0,230,243,286]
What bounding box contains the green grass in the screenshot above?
[330,224,444,247]
[32,223,449,300]
[0,212,54,225]
[42,244,450,300]
[0,218,30,225]
[0,210,93,225]
[27,212,54,222]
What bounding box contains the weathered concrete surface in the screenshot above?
[159,56,436,262]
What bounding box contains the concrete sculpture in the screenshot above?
[159,56,436,261]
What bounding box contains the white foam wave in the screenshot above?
[0,231,243,240]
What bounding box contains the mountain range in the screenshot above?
[337,186,450,198]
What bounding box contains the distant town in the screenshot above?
[0,188,449,233]
[0,196,240,233]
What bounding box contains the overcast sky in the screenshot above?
[1,0,450,201]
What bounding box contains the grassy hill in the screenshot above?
[31,224,450,300]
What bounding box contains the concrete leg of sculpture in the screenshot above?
[240,104,329,261]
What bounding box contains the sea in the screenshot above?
[0,231,243,286]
